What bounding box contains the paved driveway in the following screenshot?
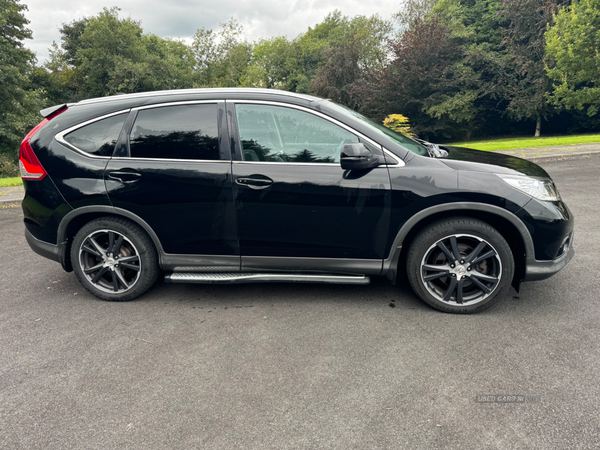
[1,156,599,449]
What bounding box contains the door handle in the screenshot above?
[108,171,141,183]
[236,177,273,189]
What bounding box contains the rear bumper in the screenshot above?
[524,242,574,282]
[25,228,59,263]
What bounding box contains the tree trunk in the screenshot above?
[466,121,474,141]
[535,114,542,137]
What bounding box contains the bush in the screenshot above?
[0,154,20,178]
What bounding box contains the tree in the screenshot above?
[499,0,564,136]
[0,0,45,163]
[374,19,464,139]
[395,0,439,30]
[191,18,253,87]
[41,8,195,101]
[546,0,600,116]
[246,37,291,88]
[426,0,508,139]
[310,14,391,111]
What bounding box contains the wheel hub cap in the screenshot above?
[453,265,468,278]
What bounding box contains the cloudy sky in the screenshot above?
[21,0,402,63]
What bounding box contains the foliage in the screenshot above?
[546,0,600,116]
[498,0,564,136]
[383,114,415,137]
[0,154,20,178]
[192,18,253,87]
[373,19,465,139]
[5,1,600,149]
[44,8,194,101]
[310,14,391,111]
[395,0,440,29]
[0,0,45,160]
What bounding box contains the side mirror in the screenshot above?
[340,143,380,170]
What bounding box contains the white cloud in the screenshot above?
[21,0,402,63]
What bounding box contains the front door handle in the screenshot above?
[236,177,273,189]
[108,171,141,183]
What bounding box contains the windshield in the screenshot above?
[324,101,429,156]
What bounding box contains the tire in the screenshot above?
[71,217,159,301]
[406,218,514,314]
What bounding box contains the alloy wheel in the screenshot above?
[78,229,141,294]
[420,234,502,306]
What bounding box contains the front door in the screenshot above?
[229,102,391,274]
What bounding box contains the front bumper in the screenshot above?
[523,241,575,282]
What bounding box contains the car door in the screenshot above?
[105,101,239,270]
[228,101,392,274]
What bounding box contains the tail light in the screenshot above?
[19,107,67,180]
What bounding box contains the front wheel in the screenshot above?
[406,218,514,313]
[71,217,159,301]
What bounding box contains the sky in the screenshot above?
[21,0,402,64]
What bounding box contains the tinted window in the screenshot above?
[64,113,127,157]
[325,101,428,156]
[130,104,219,160]
[236,104,358,163]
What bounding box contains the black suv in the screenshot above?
[20,88,574,313]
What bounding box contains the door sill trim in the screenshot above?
[164,272,370,285]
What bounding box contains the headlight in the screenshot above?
[496,174,561,201]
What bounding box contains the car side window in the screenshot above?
[129,104,219,160]
[64,113,128,157]
[236,104,358,163]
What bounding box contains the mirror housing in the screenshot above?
[340,143,380,170]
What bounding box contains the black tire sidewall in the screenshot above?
[71,217,159,302]
[407,218,514,314]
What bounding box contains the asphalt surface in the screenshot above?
[1,156,599,449]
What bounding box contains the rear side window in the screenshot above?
[129,104,220,160]
[64,113,128,157]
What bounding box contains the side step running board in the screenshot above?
[164,272,370,285]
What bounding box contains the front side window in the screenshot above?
[129,104,219,160]
[64,113,128,157]
[236,104,358,163]
[325,101,428,156]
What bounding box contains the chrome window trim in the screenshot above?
[110,157,230,164]
[55,109,131,159]
[233,161,338,167]
[125,101,223,162]
[231,100,404,166]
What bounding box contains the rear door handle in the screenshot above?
[108,171,141,183]
[236,177,273,189]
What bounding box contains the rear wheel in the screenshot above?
[406,218,514,313]
[71,217,159,301]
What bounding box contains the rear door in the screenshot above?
[105,101,239,269]
[228,101,392,274]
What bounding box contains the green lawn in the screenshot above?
[447,133,600,152]
[0,177,23,187]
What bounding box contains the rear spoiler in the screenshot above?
[40,104,69,119]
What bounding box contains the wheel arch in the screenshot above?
[57,206,165,272]
[383,203,532,289]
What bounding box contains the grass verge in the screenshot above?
[0,177,23,187]
[447,133,600,152]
